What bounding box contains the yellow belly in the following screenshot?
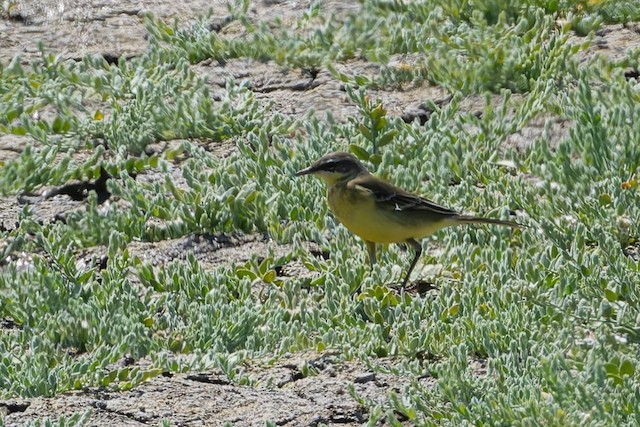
[327,186,452,243]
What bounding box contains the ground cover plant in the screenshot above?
[1,0,639,425]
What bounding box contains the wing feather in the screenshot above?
[349,174,459,217]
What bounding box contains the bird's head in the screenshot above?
[296,151,369,185]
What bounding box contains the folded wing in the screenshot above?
[349,175,459,217]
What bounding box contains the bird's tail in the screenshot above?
[454,215,523,229]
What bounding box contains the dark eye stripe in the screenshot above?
[323,161,340,170]
[321,159,355,172]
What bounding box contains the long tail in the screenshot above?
[454,215,523,229]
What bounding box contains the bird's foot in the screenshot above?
[398,279,439,296]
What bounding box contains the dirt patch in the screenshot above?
[572,22,640,64]
[126,232,320,278]
[0,0,359,65]
[1,353,420,426]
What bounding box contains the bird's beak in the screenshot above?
[295,165,315,176]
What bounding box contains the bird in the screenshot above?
[296,151,522,287]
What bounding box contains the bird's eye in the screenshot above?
[323,161,348,173]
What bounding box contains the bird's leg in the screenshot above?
[365,241,377,268]
[402,238,423,287]
[351,241,378,295]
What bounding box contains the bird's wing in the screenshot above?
[349,174,459,216]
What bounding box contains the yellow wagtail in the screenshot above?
[296,151,522,287]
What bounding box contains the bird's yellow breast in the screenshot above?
[327,184,451,244]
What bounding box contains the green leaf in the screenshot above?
[52,117,63,133]
[371,104,385,121]
[263,270,276,283]
[604,288,617,302]
[118,368,130,381]
[149,155,159,168]
[352,75,368,86]
[369,154,382,165]
[358,123,372,141]
[76,270,94,284]
[11,126,27,135]
[236,268,257,280]
[605,359,619,376]
[449,303,460,316]
[374,116,387,131]
[598,193,612,206]
[378,129,398,147]
[350,144,370,161]
[6,109,20,122]
[620,359,635,377]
